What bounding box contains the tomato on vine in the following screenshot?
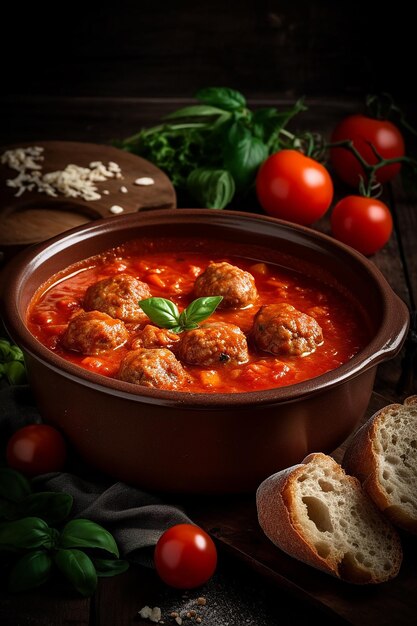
[6,424,67,477]
[330,196,393,256]
[330,115,405,187]
[154,523,217,589]
[256,149,333,226]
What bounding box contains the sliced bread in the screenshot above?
[256,452,402,584]
[343,396,417,534]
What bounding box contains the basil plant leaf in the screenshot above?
[0,468,32,503]
[54,548,97,597]
[187,168,235,209]
[138,297,180,329]
[8,550,52,592]
[4,361,27,385]
[0,517,54,551]
[19,492,73,525]
[163,104,229,120]
[195,87,246,111]
[60,519,119,557]
[181,296,223,328]
[92,558,130,578]
[223,122,268,191]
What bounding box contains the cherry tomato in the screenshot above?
[256,150,333,226]
[330,196,393,256]
[6,424,67,477]
[330,115,405,187]
[154,523,217,589]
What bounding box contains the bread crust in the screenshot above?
[343,398,417,534]
[256,452,402,584]
[256,459,339,578]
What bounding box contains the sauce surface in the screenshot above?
[27,239,370,393]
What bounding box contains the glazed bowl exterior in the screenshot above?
[0,209,409,494]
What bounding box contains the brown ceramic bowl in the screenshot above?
[0,209,409,494]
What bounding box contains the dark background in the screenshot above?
[1,1,412,100]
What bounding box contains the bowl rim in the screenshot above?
[1,208,410,408]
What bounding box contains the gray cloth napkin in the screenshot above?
[0,385,192,567]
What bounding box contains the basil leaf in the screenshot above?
[8,345,24,362]
[92,558,129,578]
[0,468,32,503]
[138,297,180,329]
[9,550,52,592]
[0,517,54,551]
[163,104,229,120]
[19,492,73,525]
[0,339,11,360]
[196,87,246,111]
[4,361,27,385]
[252,99,307,146]
[181,296,223,328]
[223,122,268,191]
[187,168,235,209]
[54,548,97,597]
[60,519,119,557]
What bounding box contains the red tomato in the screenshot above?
[6,424,67,477]
[154,523,217,589]
[330,196,393,256]
[256,150,333,226]
[330,115,405,187]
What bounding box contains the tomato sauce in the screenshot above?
[27,239,370,393]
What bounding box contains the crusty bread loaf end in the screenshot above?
[256,453,402,584]
[343,397,417,534]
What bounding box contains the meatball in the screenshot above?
[118,348,187,389]
[62,310,128,355]
[131,324,180,350]
[194,262,258,308]
[84,274,151,322]
[177,322,248,367]
[253,303,323,356]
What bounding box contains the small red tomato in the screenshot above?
[154,523,217,589]
[330,115,405,187]
[330,195,393,256]
[6,424,67,477]
[256,150,333,226]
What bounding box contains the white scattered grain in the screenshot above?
[138,606,162,623]
[134,176,154,186]
[120,185,128,193]
[1,146,124,201]
[110,205,124,214]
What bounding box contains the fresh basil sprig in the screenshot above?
[0,338,27,385]
[187,168,235,209]
[0,515,127,596]
[0,468,72,524]
[117,86,308,208]
[0,468,129,596]
[139,296,223,333]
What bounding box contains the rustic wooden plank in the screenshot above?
[0,585,90,626]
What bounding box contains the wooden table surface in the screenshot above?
[0,96,416,626]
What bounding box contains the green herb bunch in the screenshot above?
[139,296,222,333]
[0,468,128,596]
[118,87,306,209]
[0,339,26,386]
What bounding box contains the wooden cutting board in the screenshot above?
[187,392,417,626]
[0,141,176,262]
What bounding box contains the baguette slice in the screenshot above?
[343,396,417,534]
[256,452,402,584]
